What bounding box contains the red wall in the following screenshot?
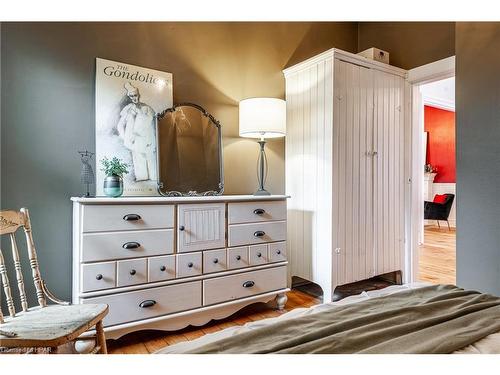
[424,105,456,183]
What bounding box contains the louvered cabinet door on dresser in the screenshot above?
[284,48,409,303]
[72,195,289,340]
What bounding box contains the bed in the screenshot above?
[157,283,500,354]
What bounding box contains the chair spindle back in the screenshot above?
[0,208,47,321]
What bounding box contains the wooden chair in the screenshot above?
[0,208,108,354]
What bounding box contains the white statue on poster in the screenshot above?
[95,58,173,196]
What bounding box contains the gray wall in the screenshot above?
[455,23,500,295]
[358,22,455,69]
[0,22,358,306]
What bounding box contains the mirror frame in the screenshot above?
[155,102,224,197]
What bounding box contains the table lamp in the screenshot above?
[239,98,286,195]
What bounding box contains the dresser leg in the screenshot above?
[275,293,288,311]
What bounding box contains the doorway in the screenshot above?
[419,78,456,284]
[407,56,456,285]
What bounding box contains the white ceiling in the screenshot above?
[420,77,455,111]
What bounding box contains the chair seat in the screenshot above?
[0,304,108,348]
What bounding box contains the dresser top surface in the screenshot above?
[71,194,289,204]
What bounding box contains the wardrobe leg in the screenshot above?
[437,220,440,228]
[447,220,451,231]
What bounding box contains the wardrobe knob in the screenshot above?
[253,208,265,215]
[236,255,241,261]
[254,231,265,237]
[160,266,166,272]
[334,248,341,254]
[257,252,262,258]
[213,258,219,264]
[187,262,193,268]
[179,225,185,231]
[96,274,103,280]
[276,250,281,255]
[130,269,136,275]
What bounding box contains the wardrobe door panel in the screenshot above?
[373,70,405,276]
[332,59,374,287]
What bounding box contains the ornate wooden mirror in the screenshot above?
[156,103,224,196]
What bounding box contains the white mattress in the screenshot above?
[157,282,500,354]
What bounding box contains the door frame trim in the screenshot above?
[406,56,455,283]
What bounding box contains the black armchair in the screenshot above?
[424,193,455,230]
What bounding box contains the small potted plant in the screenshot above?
[100,157,129,197]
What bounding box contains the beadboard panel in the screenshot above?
[373,69,406,276]
[285,54,334,299]
[177,203,226,253]
[332,59,375,287]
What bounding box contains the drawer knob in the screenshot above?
[160,266,166,272]
[187,262,194,268]
[213,258,219,264]
[236,255,241,261]
[122,242,141,250]
[130,269,136,276]
[254,230,265,238]
[242,280,255,288]
[276,250,281,255]
[253,208,266,215]
[179,225,185,231]
[96,274,103,280]
[123,214,141,221]
[139,300,156,308]
[257,252,262,258]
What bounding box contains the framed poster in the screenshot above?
[95,58,173,196]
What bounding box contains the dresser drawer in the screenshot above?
[81,262,116,293]
[117,258,147,287]
[82,229,174,262]
[227,246,249,270]
[176,252,202,278]
[249,244,269,266]
[84,281,202,327]
[228,201,286,224]
[228,221,286,247]
[269,241,287,263]
[203,266,287,306]
[148,255,176,283]
[82,204,174,233]
[203,249,227,274]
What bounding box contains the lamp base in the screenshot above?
[254,188,271,196]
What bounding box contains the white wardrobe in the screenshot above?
[284,49,409,302]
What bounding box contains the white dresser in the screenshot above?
[71,195,289,339]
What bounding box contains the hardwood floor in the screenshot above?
[418,225,456,285]
[107,289,321,354]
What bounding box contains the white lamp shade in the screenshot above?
[239,98,286,138]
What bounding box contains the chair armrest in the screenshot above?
[42,280,71,305]
[425,201,444,209]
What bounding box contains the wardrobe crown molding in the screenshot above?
[283,48,407,78]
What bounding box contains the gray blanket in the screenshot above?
[186,285,500,354]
